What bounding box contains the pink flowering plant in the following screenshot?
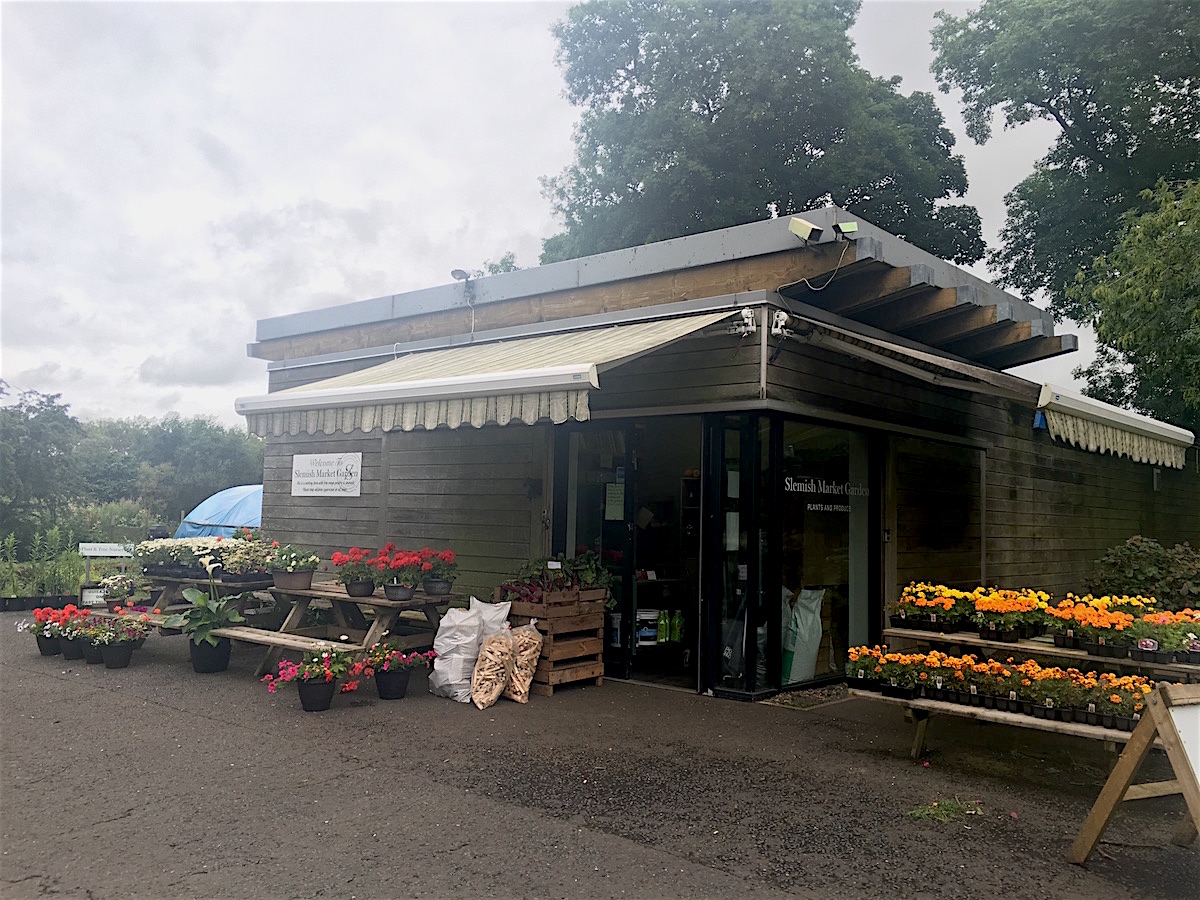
[260,645,367,694]
[363,641,436,674]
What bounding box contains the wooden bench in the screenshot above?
[210,625,368,655]
[847,689,1163,759]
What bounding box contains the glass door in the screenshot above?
[564,426,636,680]
[703,414,759,694]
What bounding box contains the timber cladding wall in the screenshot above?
[261,425,550,597]
[766,341,1200,600]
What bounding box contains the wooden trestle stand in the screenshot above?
[1068,682,1200,864]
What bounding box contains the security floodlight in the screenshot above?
[788,217,823,242]
[728,307,757,336]
[832,221,859,238]
[451,269,470,281]
[771,310,790,336]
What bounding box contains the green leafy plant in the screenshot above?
[0,533,18,598]
[1086,536,1199,611]
[161,558,246,645]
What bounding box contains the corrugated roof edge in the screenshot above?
[253,206,1057,342]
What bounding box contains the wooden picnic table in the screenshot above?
[213,584,454,677]
[147,575,275,605]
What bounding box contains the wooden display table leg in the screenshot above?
[909,710,931,760]
[254,596,312,677]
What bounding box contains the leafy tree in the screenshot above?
[542,0,984,265]
[0,382,83,550]
[931,0,1200,321]
[473,251,521,278]
[1068,180,1200,432]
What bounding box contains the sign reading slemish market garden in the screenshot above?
[291,453,362,497]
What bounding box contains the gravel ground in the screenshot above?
[1,613,1195,900]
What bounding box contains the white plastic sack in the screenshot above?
[429,607,484,703]
[470,595,511,636]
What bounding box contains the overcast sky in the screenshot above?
[2,0,1078,429]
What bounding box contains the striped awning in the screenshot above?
[236,311,733,437]
[1037,385,1194,469]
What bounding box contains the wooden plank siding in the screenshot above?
[766,341,1200,601]
[250,245,854,363]
[261,425,550,598]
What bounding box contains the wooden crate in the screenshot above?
[508,599,605,697]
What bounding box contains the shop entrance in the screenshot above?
[558,412,875,697]
[560,417,703,690]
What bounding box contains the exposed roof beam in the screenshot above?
[900,303,1003,345]
[941,321,1033,358]
[979,334,1080,370]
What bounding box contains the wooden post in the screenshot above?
[1068,683,1200,864]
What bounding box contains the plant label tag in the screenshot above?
[547,560,562,570]
[1087,702,1096,713]
[1098,635,1106,646]
[890,678,898,687]
[1008,690,1017,701]
[1044,697,1054,708]
[930,613,937,623]
[989,622,997,631]
[1137,638,1159,651]
[969,685,977,695]
[935,676,943,689]
[1190,639,1200,652]
[899,609,906,619]
[1066,628,1074,638]
[1133,712,1141,721]
[857,669,865,679]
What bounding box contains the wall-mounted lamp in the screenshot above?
[451,268,470,281]
[728,307,758,336]
[832,221,859,239]
[770,310,791,337]
[788,217,823,243]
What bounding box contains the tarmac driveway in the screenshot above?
[1,615,1194,899]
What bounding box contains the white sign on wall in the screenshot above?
[291,453,362,497]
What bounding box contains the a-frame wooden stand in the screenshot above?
[1068,683,1200,864]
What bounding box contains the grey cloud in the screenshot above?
[192,129,244,190]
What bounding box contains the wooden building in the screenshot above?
[237,208,1199,698]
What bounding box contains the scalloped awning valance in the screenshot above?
[236,311,734,437]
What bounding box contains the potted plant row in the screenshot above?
[846,645,1159,731]
[20,604,152,668]
[330,544,458,597]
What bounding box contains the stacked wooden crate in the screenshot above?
[500,587,607,696]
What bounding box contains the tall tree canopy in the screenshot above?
[541,0,984,265]
[1068,180,1200,433]
[0,383,84,548]
[932,0,1200,322]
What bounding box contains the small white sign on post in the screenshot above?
[79,543,133,558]
[291,453,362,497]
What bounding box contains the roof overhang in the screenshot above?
[1036,384,1195,469]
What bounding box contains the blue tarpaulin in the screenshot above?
[174,485,263,538]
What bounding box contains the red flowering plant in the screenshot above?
[384,549,425,587]
[19,606,68,639]
[329,546,388,587]
[260,645,367,694]
[418,547,458,582]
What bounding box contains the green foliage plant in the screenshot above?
[161,558,246,646]
[1,533,18,598]
[1086,536,1199,612]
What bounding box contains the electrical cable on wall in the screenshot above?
[776,240,851,294]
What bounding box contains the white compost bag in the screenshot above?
[470,595,511,636]
[428,606,484,703]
